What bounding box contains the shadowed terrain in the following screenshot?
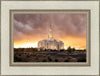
[14,47,86,62]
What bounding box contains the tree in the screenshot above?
[67,46,72,54]
[72,48,75,52]
[67,47,76,54]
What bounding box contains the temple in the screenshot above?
[38,25,64,50]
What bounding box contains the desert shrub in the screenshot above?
[42,59,47,62]
[19,54,21,56]
[21,59,28,62]
[14,56,20,62]
[27,55,30,58]
[60,49,64,52]
[64,59,69,62]
[55,59,58,62]
[48,56,52,62]
[14,56,27,62]
[77,58,86,62]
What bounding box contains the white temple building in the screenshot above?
[38,25,64,50]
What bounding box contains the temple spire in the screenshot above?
[48,24,53,39]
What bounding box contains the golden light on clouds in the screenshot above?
[14,13,87,50]
[14,36,86,49]
[14,42,38,48]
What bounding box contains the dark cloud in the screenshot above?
[14,13,87,41]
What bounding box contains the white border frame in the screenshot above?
[1,1,99,76]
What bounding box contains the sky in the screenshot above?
[14,13,87,49]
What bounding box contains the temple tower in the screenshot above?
[48,24,53,39]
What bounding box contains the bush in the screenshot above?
[60,49,64,51]
[19,54,21,56]
[77,58,86,62]
[48,56,52,61]
[14,56,28,62]
[64,59,69,62]
[55,59,58,62]
[27,55,30,58]
[42,59,47,62]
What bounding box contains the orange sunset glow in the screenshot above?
[14,13,87,50]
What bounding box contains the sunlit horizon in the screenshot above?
[14,42,86,50]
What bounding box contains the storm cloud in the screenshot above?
[14,13,87,49]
